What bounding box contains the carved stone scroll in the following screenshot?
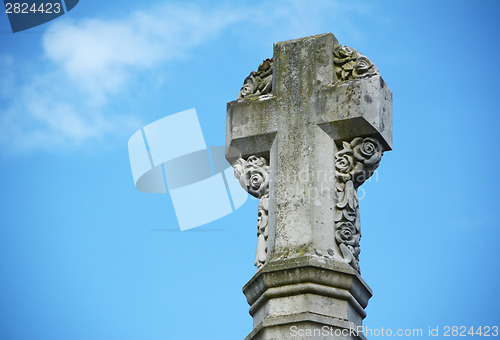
[334,137,383,272]
[233,156,270,269]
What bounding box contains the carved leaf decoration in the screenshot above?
[336,185,346,209]
[355,219,361,233]
[342,209,356,222]
[350,137,363,149]
[336,180,356,210]
[339,244,360,272]
[233,158,246,180]
[339,243,352,259]
[339,243,354,264]
[257,75,272,94]
[255,234,267,268]
[343,60,356,71]
[334,209,343,223]
[335,181,344,193]
[336,173,351,182]
[261,195,269,211]
[346,180,357,211]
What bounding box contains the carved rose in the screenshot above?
[335,153,354,174]
[334,45,355,60]
[238,59,273,99]
[334,44,379,81]
[333,136,384,273]
[246,169,269,198]
[353,56,377,79]
[335,221,359,246]
[245,156,269,198]
[351,137,383,166]
[231,155,270,270]
[233,156,269,199]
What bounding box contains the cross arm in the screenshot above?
[316,75,393,151]
[226,95,279,162]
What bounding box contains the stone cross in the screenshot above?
[226,33,392,340]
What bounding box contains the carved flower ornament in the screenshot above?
[232,156,270,269]
[351,137,382,166]
[246,169,268,198]
[335,220,362,272]
[233,156,269,199]
[335,153,355,182]
[238,59,273,99]
[335,45,355,59]
[334,44,379,81]
[333,136,383,272]
[352,57,376,78]
[335,221,360,247]
[335,137,383,187]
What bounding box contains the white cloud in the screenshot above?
[0,3,243,153]
[0,67,139,150]
[42,3,243,104]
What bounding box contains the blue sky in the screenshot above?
[1,1,499,339]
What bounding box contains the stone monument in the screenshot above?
[226,33,392,339]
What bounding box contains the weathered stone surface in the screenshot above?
[243,257,372,340]
[226,33,392,339]
[317,75,392,150]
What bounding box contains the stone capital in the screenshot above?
[243,256,372,340]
